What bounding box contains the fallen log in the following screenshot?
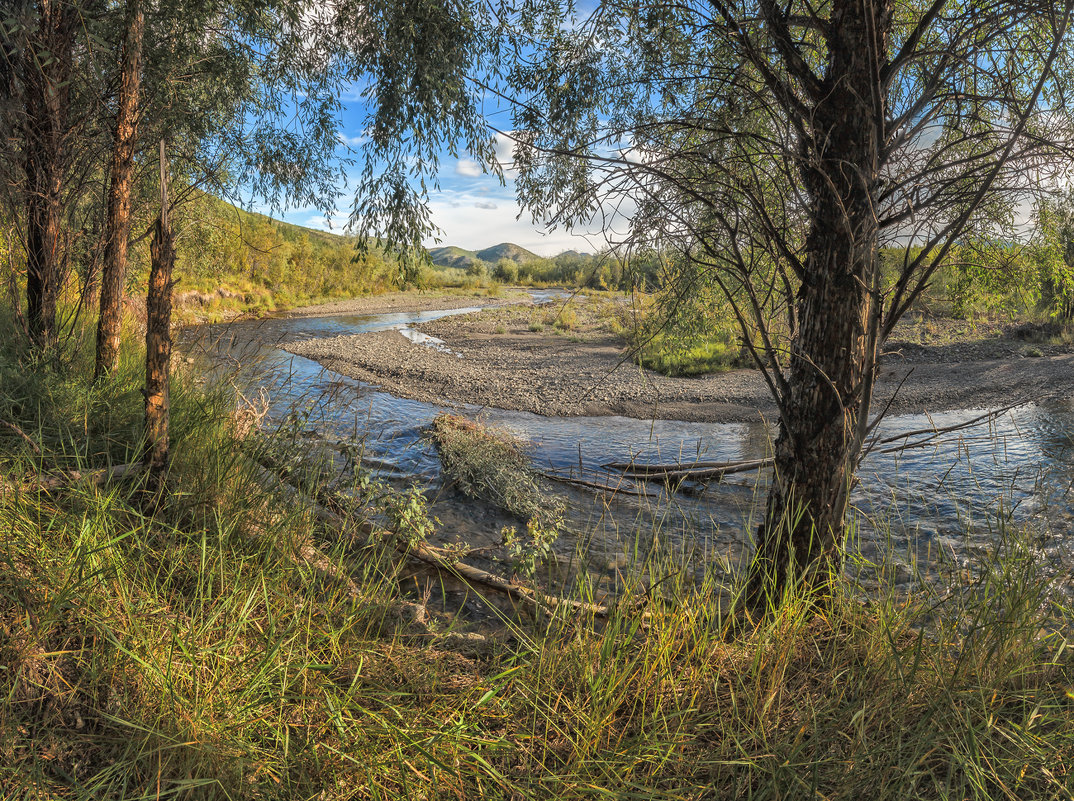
[539,470,658,498]
[38,462,142,491]
[1,462,143,496]
[252,459,632,619]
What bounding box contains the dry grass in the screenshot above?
[428,414,564,532]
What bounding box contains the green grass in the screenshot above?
[2,313,1074,799]
[635,332,745,376]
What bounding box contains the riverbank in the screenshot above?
[175,285,526,325]
[284,297,1074,422]
[282,287,529,318]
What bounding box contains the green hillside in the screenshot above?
[170,194,397,319]
[428,245,482,269]
[475,242,542,263]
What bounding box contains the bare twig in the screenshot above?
[0,420,41,455]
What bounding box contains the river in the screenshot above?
[181,294,1074,596]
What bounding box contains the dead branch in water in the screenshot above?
[859,403,1024,459]
[539,470,659,498]
[603,457,773,483]
[603,403,1025,486]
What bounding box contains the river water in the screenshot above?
[181,295,1074,594]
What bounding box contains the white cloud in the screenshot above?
[455,136,520,178]
[455,159,484,177]
[492,135,517,171]
[424,191,600,256]
[336,132,369,148]
[301,212,349,232]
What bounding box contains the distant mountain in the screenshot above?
[474,243,542,264]
[428,245,483,270]
[555,249,595,262]
[429,242,598,270]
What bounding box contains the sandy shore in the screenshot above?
[283,299,1074,422]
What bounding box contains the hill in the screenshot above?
[474,242,542,264]
[171,193,396,318]
[429,245,482,270]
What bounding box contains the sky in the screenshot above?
[265,103,603,257]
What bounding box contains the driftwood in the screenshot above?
[603,457,772,483]
[252,459,629,619]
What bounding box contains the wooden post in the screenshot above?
[144,140,174,479]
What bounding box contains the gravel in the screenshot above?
[283,302,1074,423]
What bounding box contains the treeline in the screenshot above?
[0,0,363,485]
[885,225,1074,322]
[423,249,672,292]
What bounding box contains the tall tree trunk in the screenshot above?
[94,0,144,379]
[746,1,891,611]
[22,0,74,350]
[144,141,173,480]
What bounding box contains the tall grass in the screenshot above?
[1,314,1073,799]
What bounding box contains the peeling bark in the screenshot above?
[94,0,144,378]
[144,141,173,479]
[22,0,74,349]
[747,0,891,610]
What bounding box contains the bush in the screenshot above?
[545,303,579,331]
[493,258,520,283]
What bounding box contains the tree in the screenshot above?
[144,140,173,480]
[94,0,144,378]
[89,0,350,375]
[347,0,1074,609]
[1,0,80,349]
[493,257,519,283]
[1035,192,1074,321]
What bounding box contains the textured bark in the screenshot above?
[94,0,144,379]
[747,0,891,610]
[22,0,74,349]
[144,141,173,478]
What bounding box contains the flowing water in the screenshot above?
[181,295,1074,593]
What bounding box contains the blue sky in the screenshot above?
[265,97,603,257]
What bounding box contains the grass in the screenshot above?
[2,313,1074,798]
[635,331,746,376]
